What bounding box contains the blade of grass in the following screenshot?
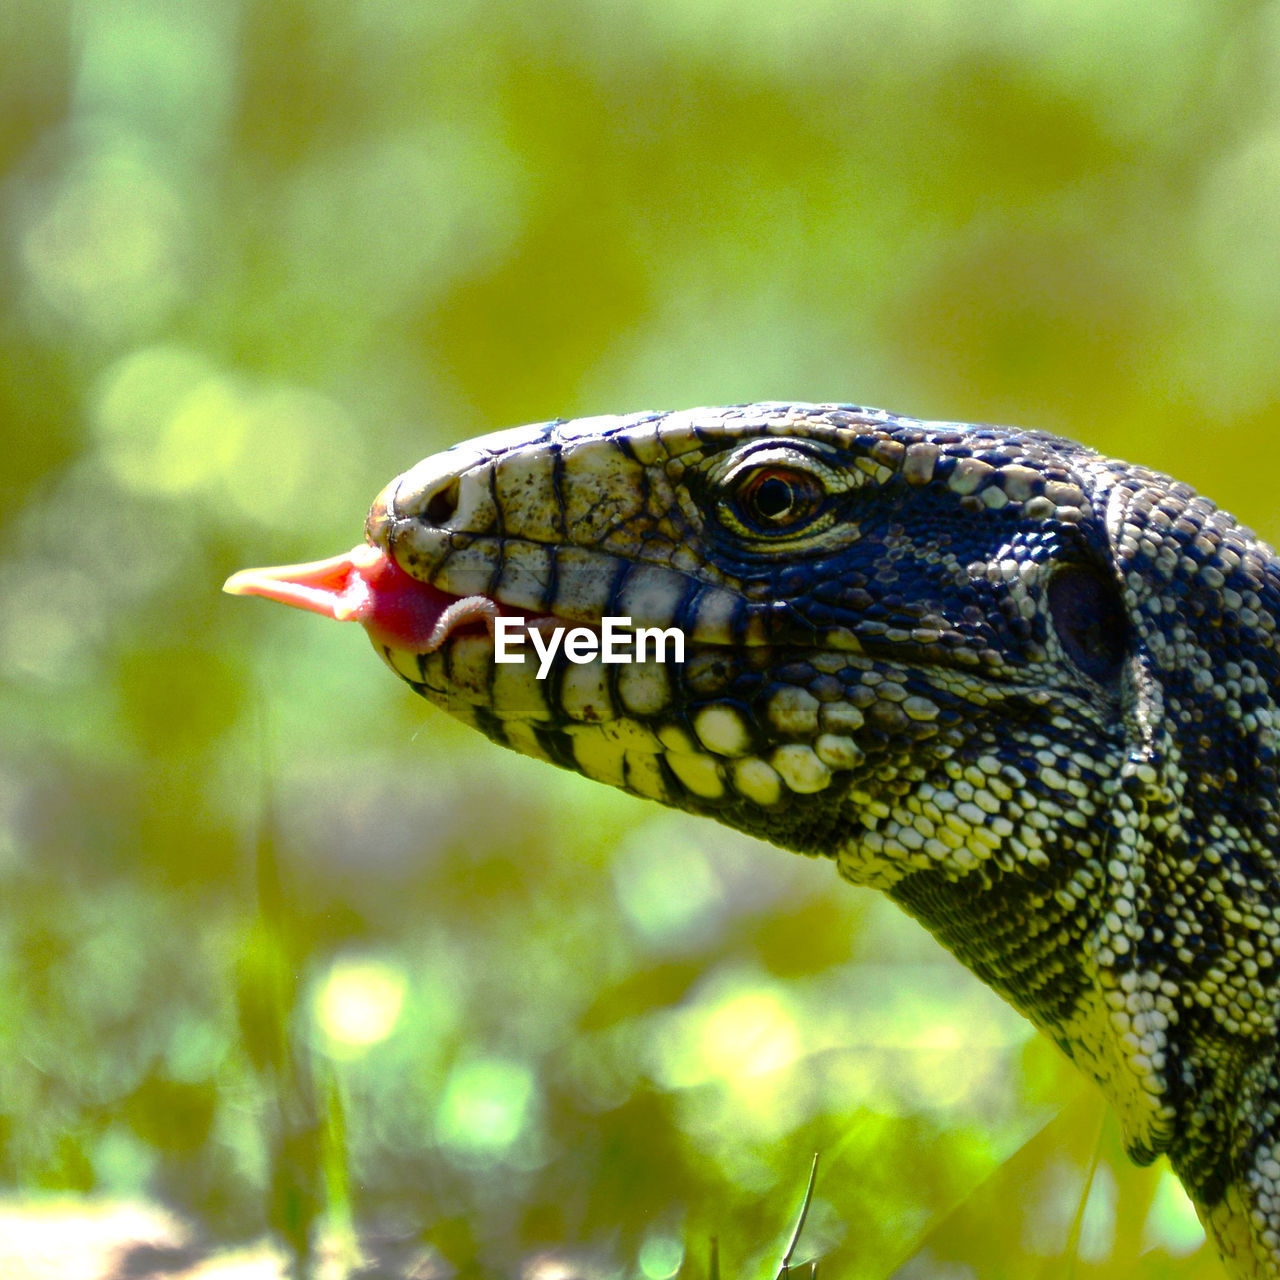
[775,1154,819,1280]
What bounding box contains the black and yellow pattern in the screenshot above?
[324,403,1280,1278]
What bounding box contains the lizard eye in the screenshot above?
[731,466,826,532]
[1048,565,1128,683]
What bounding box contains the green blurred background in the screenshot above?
[4,0,1279,1275]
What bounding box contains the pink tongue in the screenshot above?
[223,544,496,653]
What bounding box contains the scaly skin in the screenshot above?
[229,403,1280,1276]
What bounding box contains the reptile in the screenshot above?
[226,402,1280,1277]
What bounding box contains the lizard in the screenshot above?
[226,402,1280,1277]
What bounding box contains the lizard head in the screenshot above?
[228,404,1134,888]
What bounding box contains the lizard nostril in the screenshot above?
[423,477,461,526]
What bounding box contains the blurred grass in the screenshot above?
[3,0,1279,1275]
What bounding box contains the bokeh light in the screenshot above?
[637,1232,684,1280]
[313,957,408,1055]
[435,1057,539,1166]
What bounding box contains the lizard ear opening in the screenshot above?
[1048,564,1129,683]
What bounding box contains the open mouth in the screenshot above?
[223,543,549,654]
